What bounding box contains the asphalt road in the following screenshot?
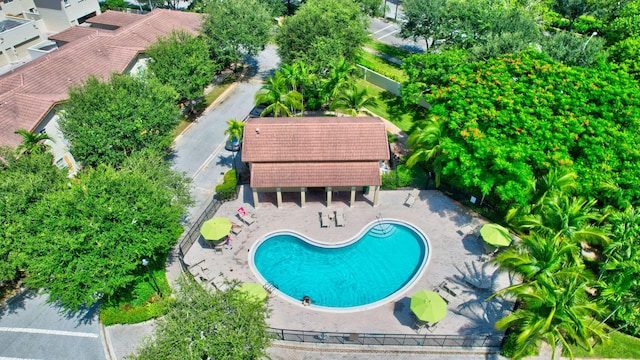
[171,45,280,220]
[369,15,427,53]
[0,292,106,360]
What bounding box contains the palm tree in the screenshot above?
[495,277,608,359]
[321,57,356,105]
[224,119,244,143]
[255,72,304,117]
[14,129,53,155]
[329,84,377,116]
[405,116,447,187]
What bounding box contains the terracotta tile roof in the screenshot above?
[85,10,145,27]
[242,117,390,162]
[251,162,382,187]
[48,26,108,43]
[243,117,389,188]
[0,9,202,147]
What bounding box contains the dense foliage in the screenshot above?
[19,151,191,310]
[0,148,67,285]
[404,51,640,207]
[133,276,271,360]
[146,30,216,103]
[275,0,369,71]
[201,0,272,69]
[60,74,181,169]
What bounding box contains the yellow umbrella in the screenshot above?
[200,217,232,241]
[410,290,447,323]
[238,282,268,302]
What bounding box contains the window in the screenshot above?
[3,0,14,4]
[63,0,70,6]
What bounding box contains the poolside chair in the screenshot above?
[433,287,451,304]
[335,208,345,227]
[404,193,416,208]
[213,244,223,255]
[440,281,459,297]
[320,211,331,228]
[231,223,243,235]
[237,207,256,225]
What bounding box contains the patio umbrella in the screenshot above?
[238,282,268,302]
[410,290,447,323]
[200,217,232,241]
[479,223,512,247]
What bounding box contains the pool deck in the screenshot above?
[183,186,515,337]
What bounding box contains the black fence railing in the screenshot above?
[178,188,238,258]
[267,328,502,348]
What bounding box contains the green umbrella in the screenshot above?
[410,290,447,323]
[479,223,512,247]
[238,282,268,302]
[200,217,232,241]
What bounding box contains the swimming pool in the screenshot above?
[250,219,430,311]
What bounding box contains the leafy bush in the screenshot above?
[380,166,424,190]
[215,169,237,201]
[100,298,173,325]
[501,330,537,358]
[572,15,604,35]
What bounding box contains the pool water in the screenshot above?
[252,220,429,309]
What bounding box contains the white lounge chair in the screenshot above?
[237,207,255,225]
[231,223,243,235]
[320,211,331,227]
[335,208,345,227]
[404,193,416,208]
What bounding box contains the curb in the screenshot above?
[101,323,116,360]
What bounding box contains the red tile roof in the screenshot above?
[0,9,202,147]
[48,26,109,43]
[243,117,389,188]
[85,10,145,27]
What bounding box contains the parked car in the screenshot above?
[225,137,242,151]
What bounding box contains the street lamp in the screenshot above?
[142,258,162,297]
[583,32,597,52]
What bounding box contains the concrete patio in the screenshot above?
[183,186,515,337]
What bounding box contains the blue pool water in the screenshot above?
[252,220,429,309]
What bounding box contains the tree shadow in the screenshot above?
[215,153,234,168]
[0,288,36,320]
[57,299,101,326]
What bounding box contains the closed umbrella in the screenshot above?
[238,282,268,302]
[479,223,512,247]
[200,217,232,241]
[410,290,447,323]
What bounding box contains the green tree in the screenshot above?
[14,129,53,155]
[275,0,369,70]
[399,0,449,51]
[401,49,469,103]
[224,119,245,142]
[355,0,384,16]
[255,72,304,117]
[0,147,67,284]
[59,74,180,169]
[202,0,272,69]
[609,37,640,79]
[133,276,271,360]
[494,277,608,359]
[541,31,606,67]
[330,84,377,116]
[20,151,191,310]
[146,30,216,104]
[405,116,447,187]
[606,0,640,42]
[552,0,593,30]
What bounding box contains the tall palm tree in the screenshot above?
[321,57,356,104]
[14,129,53,155]
[329,84,377,116]
[224,119,244,143]
[255,72,303,117]
[405,116,447,187]
[495,277,608,359]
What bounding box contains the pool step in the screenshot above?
[369,224,397,238]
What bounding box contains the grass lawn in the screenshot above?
[99,256,173,325]
[568,330,640,358]
[364,39,417,60]
[356,79,426,133]
[357,51,407,83]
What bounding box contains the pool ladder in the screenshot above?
[376,213,388,235]
[263,282,278,294]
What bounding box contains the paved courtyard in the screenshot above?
[184,187,515,339]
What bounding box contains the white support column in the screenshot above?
[373,186,380,207]
[326,187,332,207]
[350,186,356,207]
[252,188,260,208]
[276,188,283,209]
[300,187,306,208]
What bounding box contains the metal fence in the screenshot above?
[178,189,238,258]
[267,328,502,348]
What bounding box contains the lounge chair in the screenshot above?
[237,207,255,225]
[231,223,243,235]
[404,193,416,208]
[320,211,331,228]
[433,287,451,304]
[440,281,459,297]
[211,275,227,291]
[335,208,345,227]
